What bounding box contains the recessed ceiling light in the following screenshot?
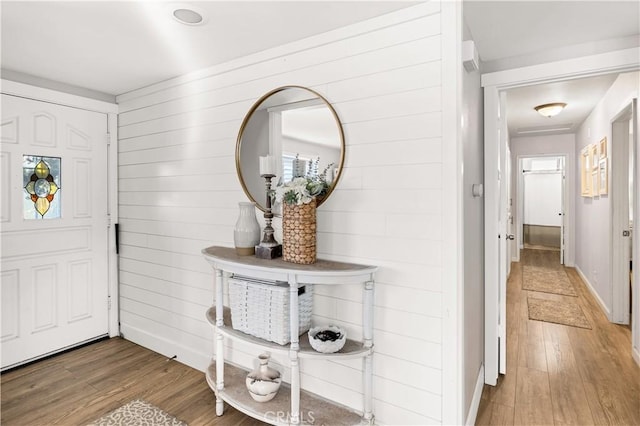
[172,6,204,25]
[534,102,567,118]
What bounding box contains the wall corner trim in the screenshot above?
[465,365,485,426]
[440,0,464,424]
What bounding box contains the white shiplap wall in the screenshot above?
[116,3,453,424]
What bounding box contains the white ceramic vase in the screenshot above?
[246,353,281,402]
[234,202,260,256]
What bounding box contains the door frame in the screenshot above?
[517,154,567,263]
[483,47,640,384]
[610,100,636,325]
[1,79,120,338]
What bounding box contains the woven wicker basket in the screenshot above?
[282,198,317,264]
[228,276,313,345]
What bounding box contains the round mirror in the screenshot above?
[236,86,345,211]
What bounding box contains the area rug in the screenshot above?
[87,399,187,426]
[522,266,577,297]
[528,297,591,329]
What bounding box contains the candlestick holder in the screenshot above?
[255,174,282,259]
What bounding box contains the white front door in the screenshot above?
[1,94,110,370]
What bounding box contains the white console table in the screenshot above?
[202,246,377,425]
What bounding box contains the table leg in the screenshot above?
[289,274,300,424]
[363,278,375,423]
[215,269,225,416]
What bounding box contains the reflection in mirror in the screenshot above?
[236,86,344,211]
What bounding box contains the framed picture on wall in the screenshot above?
[591,170,599,198]
[599,137,607,159]
[599,158,608,195]
[590,143,598,171]
[581,146,591,197]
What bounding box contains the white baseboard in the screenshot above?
[633,346,640,367]
[465,365,485,426]
[574,265,611,320]
[120,324,210,372]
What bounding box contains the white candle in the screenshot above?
[259,155,275,176]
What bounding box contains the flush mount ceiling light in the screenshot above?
[534,102,567,118]
[172,5,205,25]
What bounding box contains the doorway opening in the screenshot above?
[483,52,640,385]
[518,156,566,263]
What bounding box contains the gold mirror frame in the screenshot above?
[235,86,345,211]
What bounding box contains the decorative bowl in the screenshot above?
[308,325,346,353]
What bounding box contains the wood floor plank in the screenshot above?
[53,354,179,425]
[476,400,515,426]
[506,326,520,370]
[568,326,640,425]
[4,376,101,425]
[481,366,518,407]
[545,341,595,425]
[513,366,555,426]
[0,338,265,426]
[542,321,572,346]
[517,338,548,372]
[0,361,68,401]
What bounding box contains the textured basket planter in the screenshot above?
[282,198,317,264]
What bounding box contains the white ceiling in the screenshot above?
[464,1,639,64]
[505,74,619,136]
[2,1,639,136]
[464,0,640,136]
[0,1,416,96]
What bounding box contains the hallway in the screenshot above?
[476,249,640,425]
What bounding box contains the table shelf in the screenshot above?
[205,362,362,426]
[202,246,377,425]
[206,306,372,360]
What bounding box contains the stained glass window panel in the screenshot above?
[23,155,61,219]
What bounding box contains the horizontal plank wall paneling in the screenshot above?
[117,3,446,424]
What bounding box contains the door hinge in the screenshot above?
[107,214,112,228]
[105,133,111,146]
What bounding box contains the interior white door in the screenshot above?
[506,144,513,278]
[497,93,508,376]
[560,159,566,264]
[632,98,640,363]
[1,94,109,370]
[484,87,508,384]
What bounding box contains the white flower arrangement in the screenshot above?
[274,157,335,206]
[274,177,325,206]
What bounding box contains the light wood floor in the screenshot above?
[1,338,264,425]
[477,249,640,425]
